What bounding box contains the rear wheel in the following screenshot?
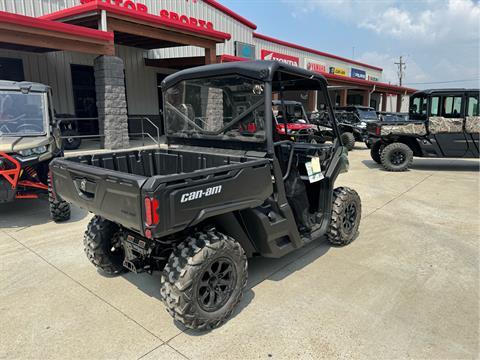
[62,130,82,150]
[84,216,125,275]
[370,140,384,164]
[340,132,355,151]
[380,142,413,172]
[160,230,247,330]
[48,176,71,222]
[327,187,362,246]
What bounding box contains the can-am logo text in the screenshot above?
[180,185,223,203]
[261,50,299,67]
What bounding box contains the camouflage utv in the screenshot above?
[367,89,479,171]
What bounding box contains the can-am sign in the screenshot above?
[261,50,299,67]
[329,66,347,76]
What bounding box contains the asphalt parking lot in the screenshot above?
[1,145,478,359]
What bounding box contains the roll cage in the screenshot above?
[161,60,341,154]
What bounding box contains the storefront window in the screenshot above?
[164,75,266,143]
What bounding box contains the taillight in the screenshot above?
[375,126,381,136]
[144,197,159,226]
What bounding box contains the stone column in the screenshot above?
[94,55,129,149]
[339,89,348,106]
[362,90,370,106]
[203,87,223,131]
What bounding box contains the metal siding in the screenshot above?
[254,38,383,80]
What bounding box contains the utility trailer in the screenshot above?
[50,61,362,330]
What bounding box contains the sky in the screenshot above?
[220,0,480,89]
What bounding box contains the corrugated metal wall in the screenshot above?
[0,46,158,116]
[253,37,383,80]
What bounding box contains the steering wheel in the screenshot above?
[15,123,43,133]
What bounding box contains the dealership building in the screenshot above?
[0,0,416,148]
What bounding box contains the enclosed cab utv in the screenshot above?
[50,61,362,330]
[368,89,479,171]
[0,81,70,221]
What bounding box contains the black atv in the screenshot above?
[50,61,362,330]
[0,81,70,221]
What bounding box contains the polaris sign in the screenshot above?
[351,68,366,80]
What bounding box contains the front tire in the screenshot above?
[380,142,413,172]
[160,230,247,330]
[84,216,125,275]
[370,140,384,164]
[340,132,355,151]
[327,187,362,246]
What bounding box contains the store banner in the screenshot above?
[329,66,347,76]
[306,60,326,74]
[235,42,256,60]
[351,68,366,80]
[261,50,299,67]
[367,75,379,82]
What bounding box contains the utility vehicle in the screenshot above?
[272,100,324,143]
[368,89,479,171]
[49,61,361,330]
[0,80,70,221]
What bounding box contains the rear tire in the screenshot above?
[370,140,384,164]
[160,230,247,330]
[62,130,82,150]
[84,216,125,275]
[48,176,71,222]
[327,187,362,246]
[380,142,413,172]
[340,132,355,151]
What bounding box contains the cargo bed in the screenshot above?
[50,148,273,237]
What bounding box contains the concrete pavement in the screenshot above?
[0,145,478,359]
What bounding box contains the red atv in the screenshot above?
[0,80,70,221]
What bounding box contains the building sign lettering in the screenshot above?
[80,0,148,12]
[351,68,366,80]
[329,66,347,76]
[306,61,326,74]
[159,9,214,30]
[261,50,299,67]
[367,75,379,82]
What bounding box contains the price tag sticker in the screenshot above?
[305,156,324,183]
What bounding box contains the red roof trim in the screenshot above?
[324,72,416,93]
[253,32,383,72]
[40,1,231,41]
[0,10,113,41]
[203,0,257,30]
[220,54,249,62]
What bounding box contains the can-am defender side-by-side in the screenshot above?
[367,89,479,171]
[50,61,361,330]
[0,81,70,221]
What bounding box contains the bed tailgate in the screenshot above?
[50,158,147,232]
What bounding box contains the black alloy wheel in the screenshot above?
[198,258,237,312]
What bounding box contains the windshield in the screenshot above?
[0,91,47,136]
[273,103,308,124]
[164,75,266,143]
[357,109,378,120]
